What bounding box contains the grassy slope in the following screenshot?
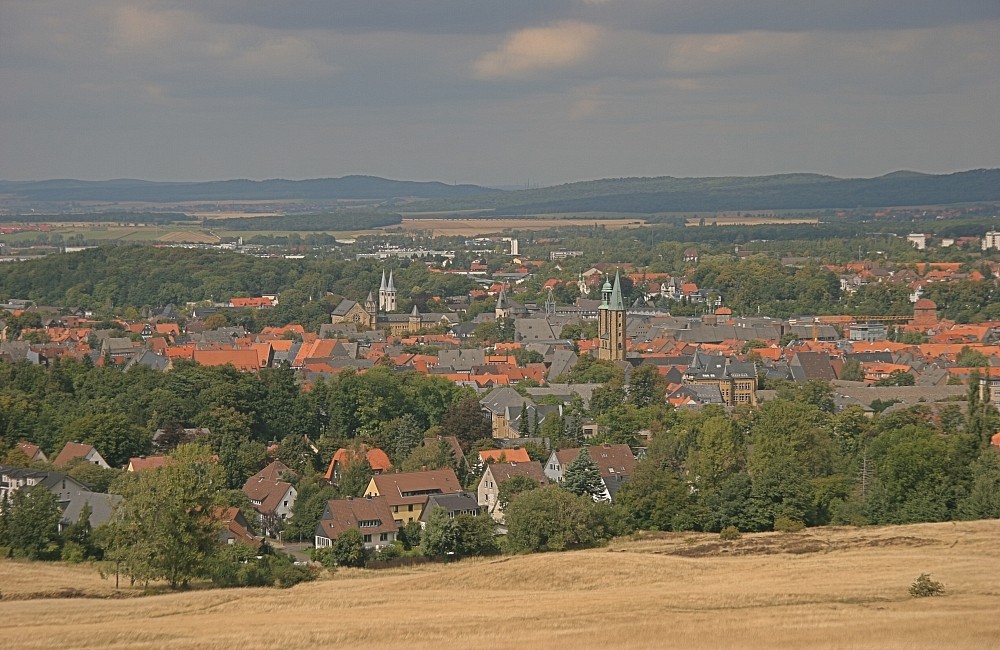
[2,520,999,649]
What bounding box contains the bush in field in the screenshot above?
[909,573,944,598]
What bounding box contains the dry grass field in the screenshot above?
[2,520,999,649]
[684,216,820,226]
[395,217,646,237]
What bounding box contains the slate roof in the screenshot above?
[419,491,482,523]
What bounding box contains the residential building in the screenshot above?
[418,492,482,527]
[53,442,110,469]
[314,495,399,550]
[543,443,637,501]
[364,468,462,526]
[478,461,547,522]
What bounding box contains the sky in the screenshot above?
[2,1,999,186]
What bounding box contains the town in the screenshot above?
[1,213,999,590]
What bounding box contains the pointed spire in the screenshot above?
[496,286,508,309]
[380,269,387,291]
[609,270,625,311]
[411,304,420,316]
[366,290,375,304]
[387,271,396,291]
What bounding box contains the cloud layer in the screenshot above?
[1,1,998,184]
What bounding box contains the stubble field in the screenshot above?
[1,519,999,649]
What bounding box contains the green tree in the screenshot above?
[422,506,460,556]
[613,462,692,531]
[839,358,864,382]
[958,450,1000,520]
[562,448,607,500]
[0,486,62,559]
[453,513,499,557]
[504,486,614,553]
[627,365,665,409]
[330,529,367,567]
[497,474,540,511]
[101,443,224,588]
[440,396,491,452]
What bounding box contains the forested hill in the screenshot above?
[0,176,501,203]
[403,169,1000,214]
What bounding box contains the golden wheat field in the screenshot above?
[2,520,999,650]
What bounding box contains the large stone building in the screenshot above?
[683,352,759,406]
[597,271,627,361]
[330,268,457,334]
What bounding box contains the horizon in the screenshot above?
[1,167,995,189]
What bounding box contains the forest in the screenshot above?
[1,358,999,561]
[203,211,402,231]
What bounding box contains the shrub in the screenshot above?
[774,516,805,533]
[60,541,86,563]
[719,526,742,541]
[909,573,944,598]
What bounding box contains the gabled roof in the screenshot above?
[53,442,102,468]
[316,495,398,541]
[367,468,462,507]
[15,441,46,462]
[323,446,393,481]
[419,492,481,522]
[483,460,547,485]
[552,444,636,479]
[127,456,170,472]
[242,476,294,515]
[253,460,299,483]
[479,448,531,464]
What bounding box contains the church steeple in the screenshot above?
[379,268,397,312]
[598,269,626,361]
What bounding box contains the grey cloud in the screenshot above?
[171,0,1000,35]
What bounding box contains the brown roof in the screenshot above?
[484,460,547,484]
[479,448,531,464]
[15,441,44,462]
[254,460,298,482]
[128,456,170,472]
[53,441,98,468]
[242,476,294,515]
[213,507,257,545]
[367,468,462,507]
[323,446,393,481]
[554,444,636,479]
[317,495,399,541]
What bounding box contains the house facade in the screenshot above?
[314,495,399,550]
[364,468,462,526]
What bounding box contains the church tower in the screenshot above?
[495,285,511,320]
[379,269,397,312]
[598,270,626,361]
[365,290,377,315]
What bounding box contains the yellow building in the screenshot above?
[363,468,463,526]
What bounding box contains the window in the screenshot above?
[363,534,372,543]
[392,505,399,513]
[407,504,413,512]
[379,533,389,542]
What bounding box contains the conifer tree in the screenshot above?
[562,448,606,501]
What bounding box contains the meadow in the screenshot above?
[1,519,998,649]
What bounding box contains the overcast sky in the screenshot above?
[2,1,999,186]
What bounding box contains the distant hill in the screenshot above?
[0,176,502,203]
[403,168,1000,214]
[2,169,998,213]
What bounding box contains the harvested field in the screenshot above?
[395,217,646,237]
[156,230,221,244]
[2,520,999,649]
[685,216,820,226]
